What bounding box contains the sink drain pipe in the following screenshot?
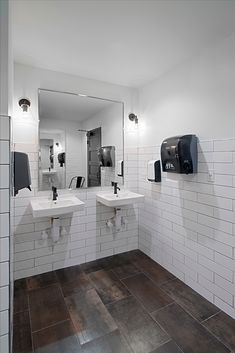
[51,217,61,242]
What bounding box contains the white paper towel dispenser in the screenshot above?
[147,160,161,182]
[117,160,123,177]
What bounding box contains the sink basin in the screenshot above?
[96,190,144,207]
[30,195,84,218]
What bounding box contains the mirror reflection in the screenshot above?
[38,89,124,191]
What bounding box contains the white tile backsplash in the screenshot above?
[0,190,9,213]
[0,238,9,262]
[214,139,235,152]
[0,118,9,140]
[0,286,9,311]
[0,310,9,336]
[0,141,9,164]
[197,193,233,210]
[0,116,10,351]
[0,262,9,287]
[0,165,9,189]
[0,334,9,353]
[0,213,9,238]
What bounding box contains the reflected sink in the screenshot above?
[42,169,57,175]
[30,195,84,218]
[96,190,144,207]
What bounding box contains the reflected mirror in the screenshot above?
[38,89,124,191]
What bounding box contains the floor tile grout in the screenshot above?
[31,318,71,334]
[13,250,234,353]
[201,310,221,323]
[151,302,231,353]
[27,292,35,353]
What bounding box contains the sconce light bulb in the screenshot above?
[19,98,31,113]
[22,104,28,112]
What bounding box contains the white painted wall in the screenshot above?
[13,63,138,148]
[82,102,123,150]
[138,32,235,146]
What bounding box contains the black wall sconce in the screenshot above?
[18,98,31,112]
[129,113,138,124]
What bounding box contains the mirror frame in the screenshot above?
[38,88,125,191]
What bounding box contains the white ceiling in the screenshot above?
[12,0,235,88]
[39,90,114,122]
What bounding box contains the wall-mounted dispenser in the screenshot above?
[14,152,31,196]
[98,146,115,167]
[147,160,161,182]
[117,160,123,177]
[161,135,197,174]
[58,152,65,167]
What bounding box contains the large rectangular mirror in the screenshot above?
[38,89,124,191]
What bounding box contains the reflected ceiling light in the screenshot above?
[128,113,138,124]
[78,93,88,97]
[19,98,31,113]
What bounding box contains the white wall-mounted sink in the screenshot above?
[30,195,84,218]
[96,190,144,207]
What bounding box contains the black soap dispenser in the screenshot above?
[14,152,31,196]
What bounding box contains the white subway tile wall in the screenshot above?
[0,116,10,350]
[13,138,235,320]
[13,145,139,279]
[138,139,235,319]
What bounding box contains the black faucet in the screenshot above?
[52,186,58,201]
[111,181,120,195]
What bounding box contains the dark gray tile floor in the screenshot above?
[13,250,235,353]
